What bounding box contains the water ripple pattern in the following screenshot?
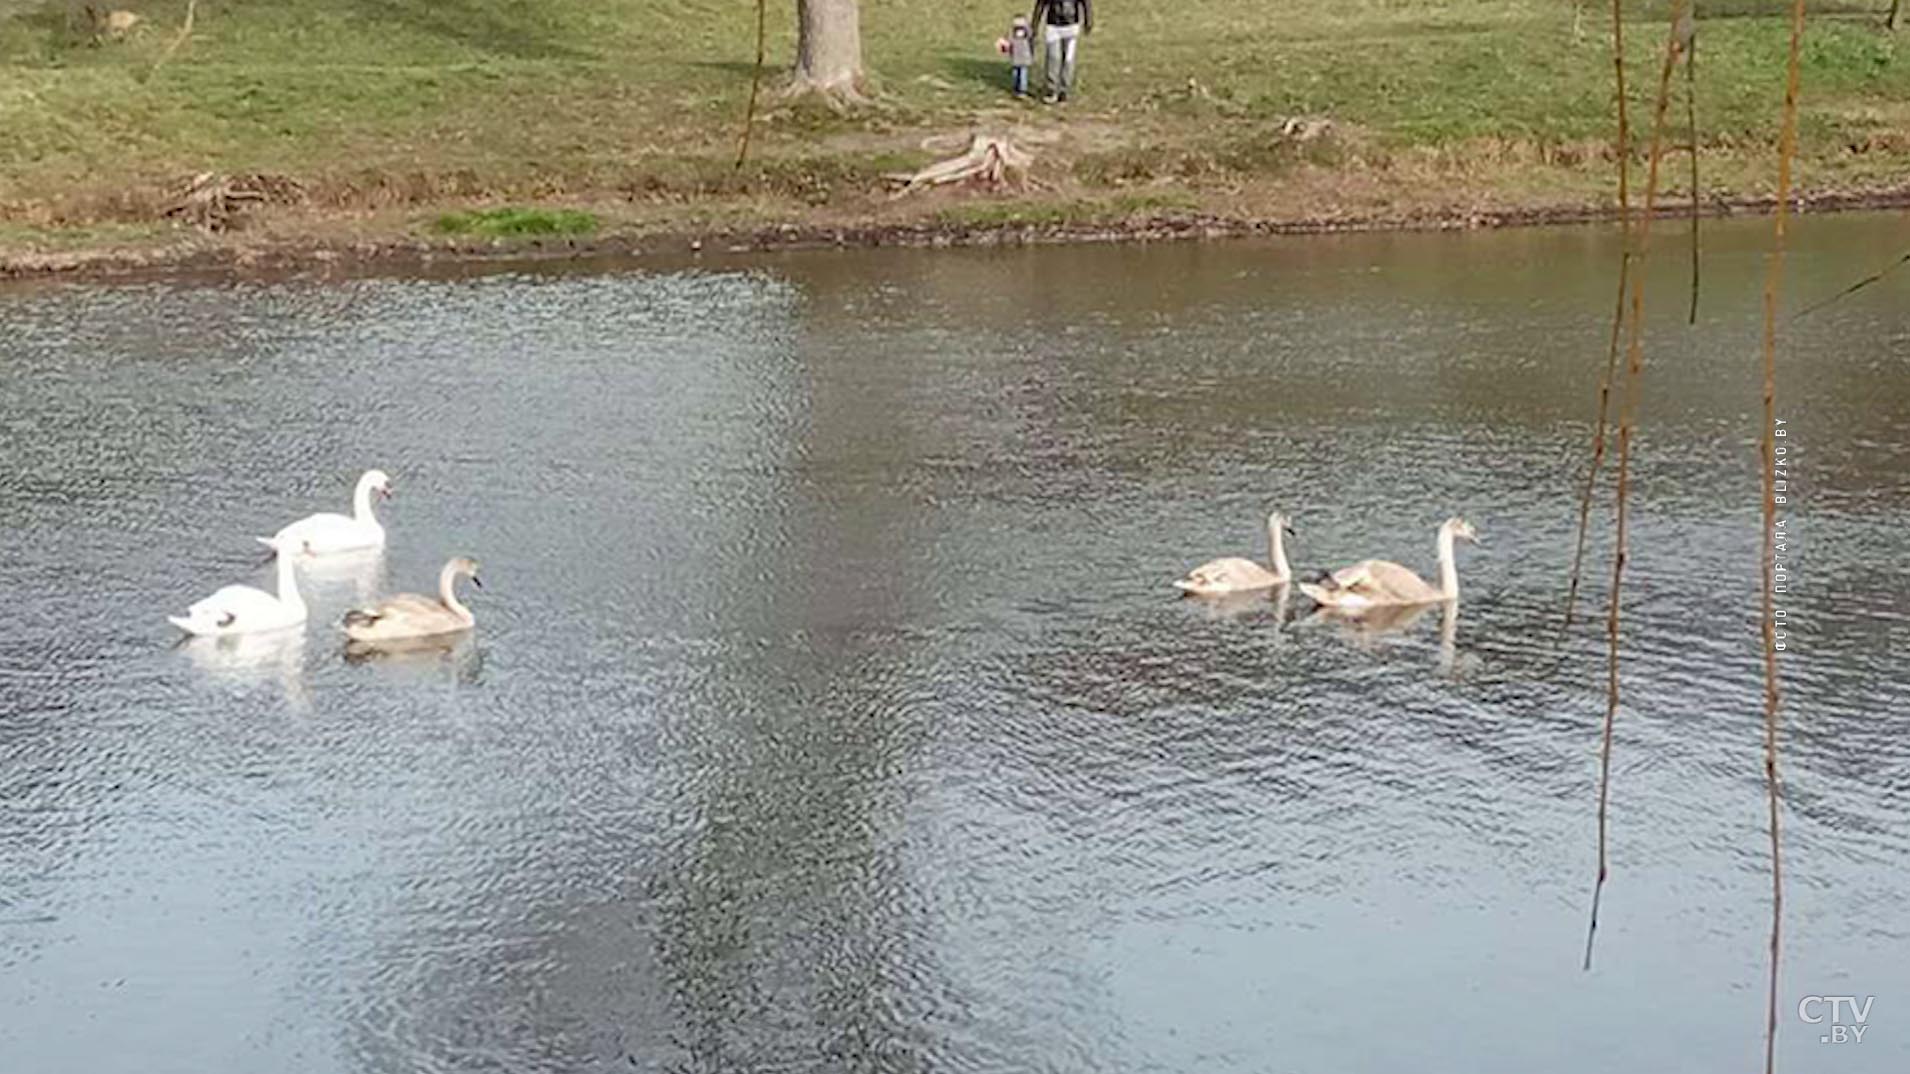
[2,215,1907,1073]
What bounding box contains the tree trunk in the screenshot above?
[793,0,865,103]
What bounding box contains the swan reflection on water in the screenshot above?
[1303,598,1463,674]
[343,630,485,685]
[178,628,312,707]
[1181,583,1293,627]
[290,545,388,606]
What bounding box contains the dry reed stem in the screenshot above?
[1562,0,1635,634]
[146,0,196,79]
[1684,11,1700,325]
[1761,5,1807,1069]
[1586,0,1692,973]
[1564,257,1629,635]
[735,0,768,169]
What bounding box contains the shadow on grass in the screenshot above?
[0,1,99,57]
[689,60,771,77]
[1687,0,1890,19]
[938,53,1024,97]
[340,0,588,61]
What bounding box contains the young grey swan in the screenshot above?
[1301,517,1479,608]
[1175,511,1295,595]
[343,556,482,642]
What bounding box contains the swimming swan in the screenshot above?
[170,542,308,636]
[1175,511,1294,595]
[262,469,392,555]
[1300,517,1478,608]
[343,556,482,642]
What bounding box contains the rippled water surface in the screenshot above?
[4,217,1908,1073]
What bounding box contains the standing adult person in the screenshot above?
[1031,0,1093,103]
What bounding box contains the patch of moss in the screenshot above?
[431,207,598,237]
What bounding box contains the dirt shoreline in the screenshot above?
[5,187,1908,284]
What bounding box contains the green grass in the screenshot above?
[1,0,1906,233]
[431,206,598,237]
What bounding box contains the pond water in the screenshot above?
[2,215,1907,1073]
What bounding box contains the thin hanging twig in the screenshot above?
[1792,247,1910,319]
[1563,261,1630,635]
[735,0,769,170]
[1683,7,1701,325]
[1761,4,1807,1069]
[1586,0,1693,973]
[1563,0,1636,633]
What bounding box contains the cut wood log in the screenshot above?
[884,134,1034,196]
[163,172,302,232]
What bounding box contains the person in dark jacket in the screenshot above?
[1031,0,1092,102]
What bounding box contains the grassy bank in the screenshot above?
[2,0,1907,270]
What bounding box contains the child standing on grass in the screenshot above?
[999,15,1035,98]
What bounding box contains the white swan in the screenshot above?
[1301,516,1479,608]
[343,556,482,642]
[1176,511,1294,595]
[261,469,392,555]
[170,542,308,636]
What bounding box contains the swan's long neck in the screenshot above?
[1436,525,1459,600]
[439,562,473,623]
[1268,520,1292,581]
[276,550,304,610]
[352,476,379,524]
